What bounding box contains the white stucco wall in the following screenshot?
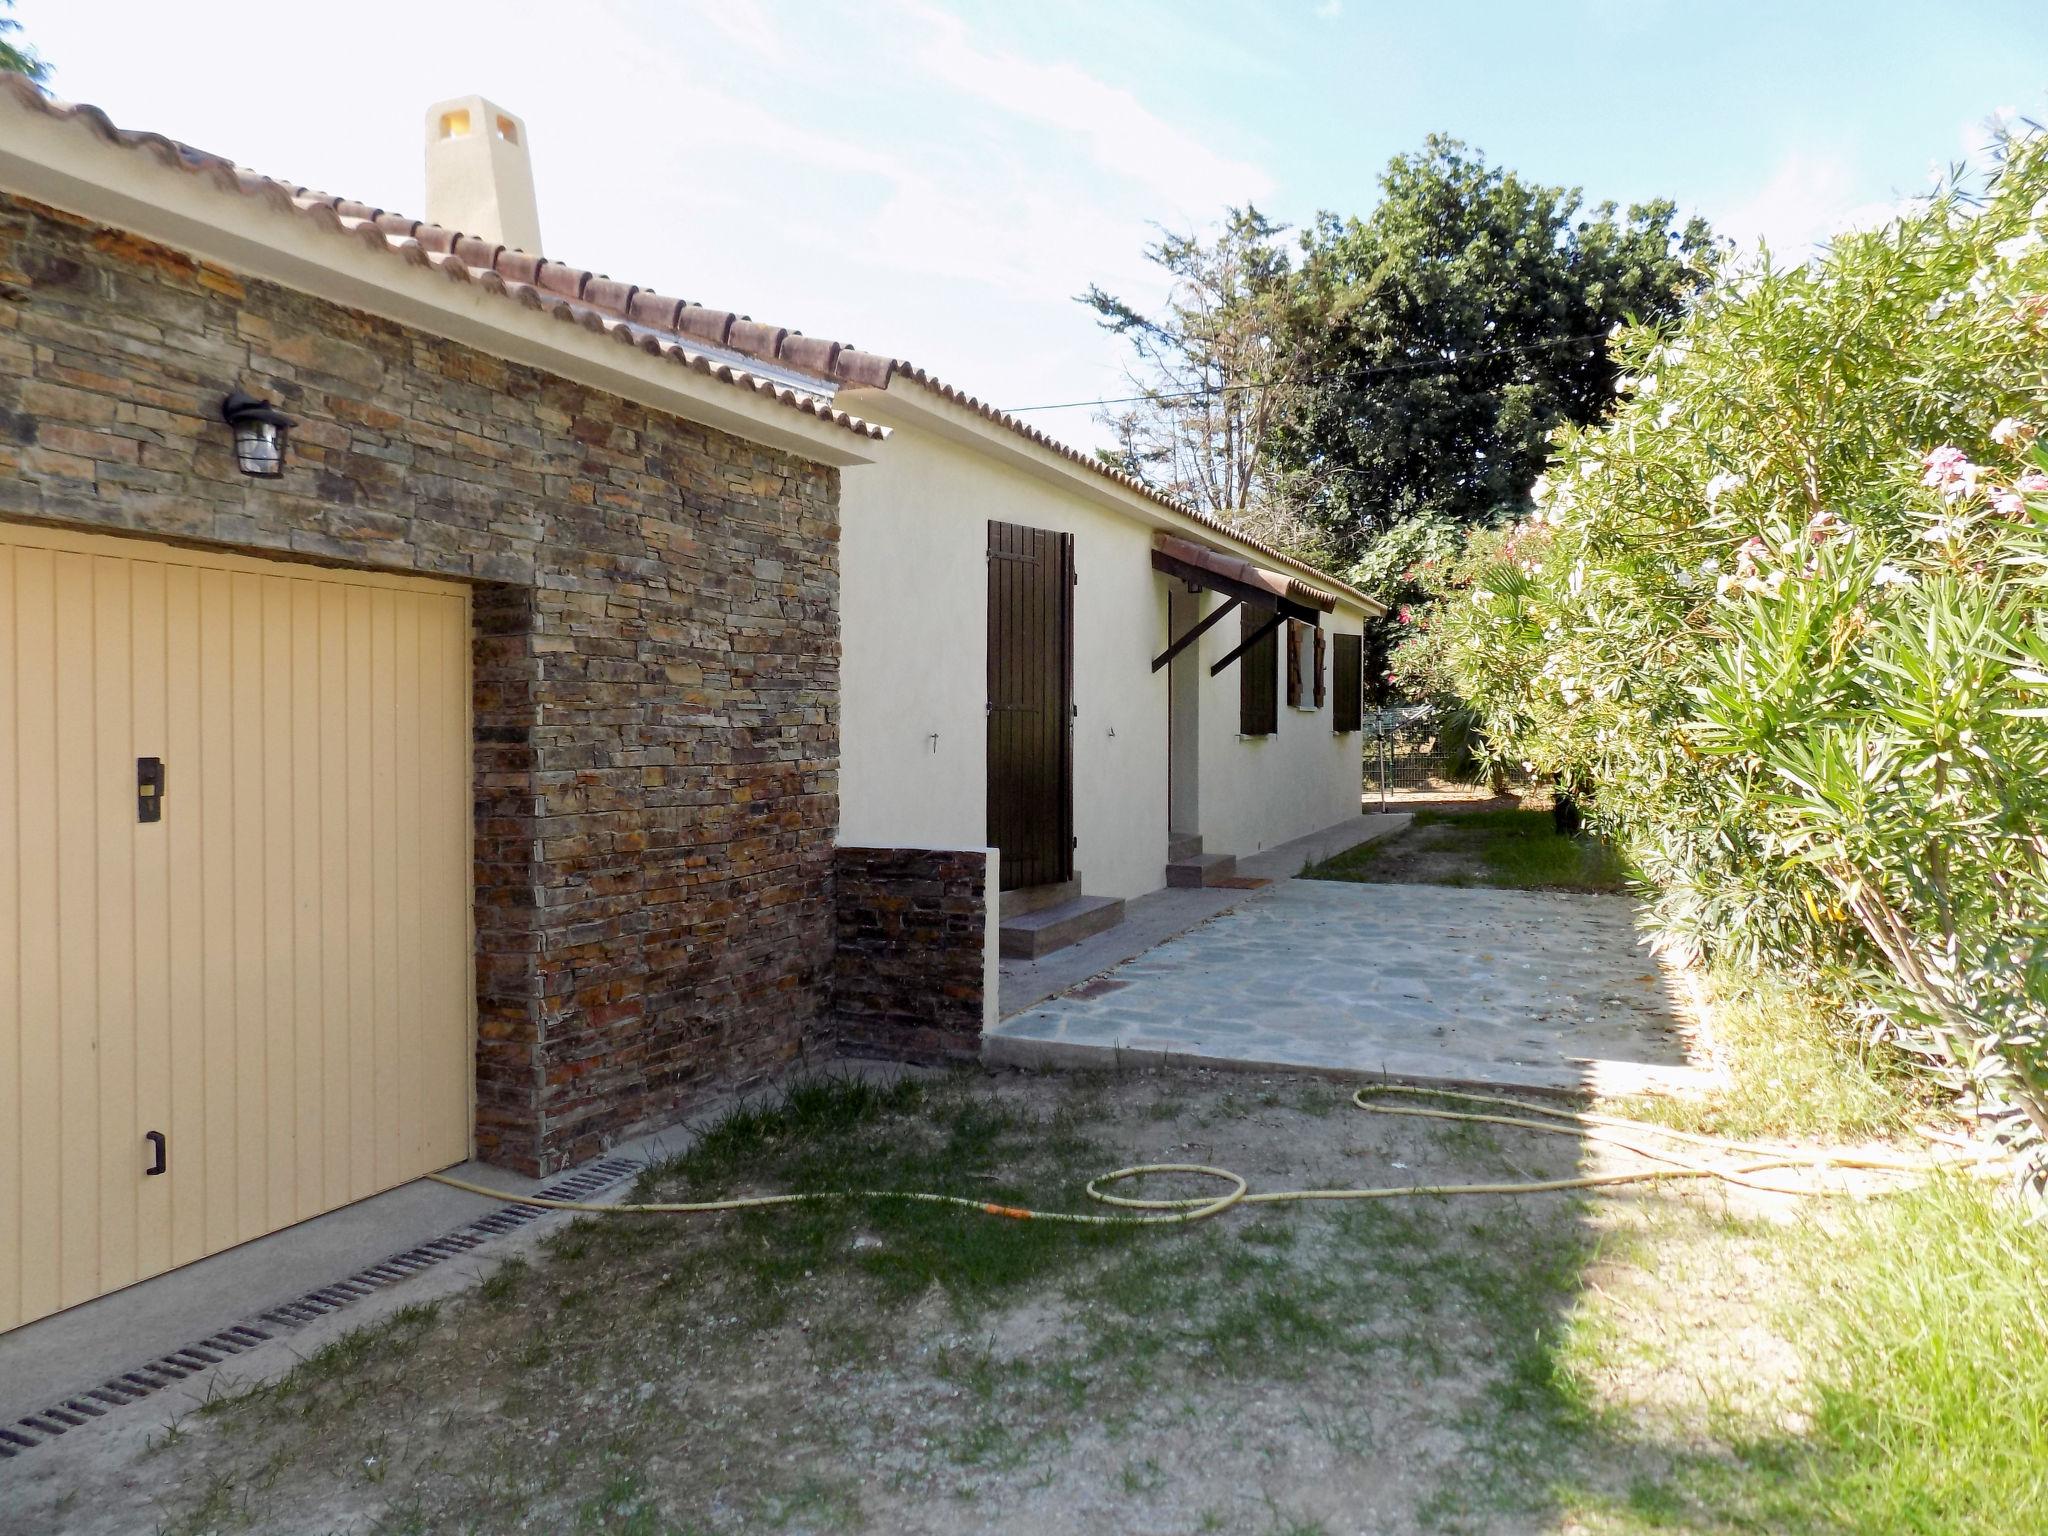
[1189,591,1370,862]
[839,403,1169,901]
[839,385,1373,903]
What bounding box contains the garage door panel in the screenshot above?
[225,572,266,1245]
[393,595,424,1182]
[196,566,237,1257]
[131,560,173,1285]
[1,525,472,1334]
[94,556,139,1305]
[0,547,25,1331]
[317,583,351,1212]
[55,553,103,1315]
[258,575,297,1234]
[369,589,400,1195]
[164,562,206,1272]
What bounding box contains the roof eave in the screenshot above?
[0,90,881,468]
[838,377,1386,618]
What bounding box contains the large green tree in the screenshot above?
[1273,136,1715,565]
[0,0,47,81]
[1080,207,1323,558]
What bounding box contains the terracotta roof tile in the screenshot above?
[727,318,788,358]
[776,333,842,377]
[676,305,736,347]
[819,355,1375,611]
[582,275,637,313]
[627,289,685,330]
[493,247,545,285]
[535,259,587,300]
[0,77,883,443]
[0,78,1381,590]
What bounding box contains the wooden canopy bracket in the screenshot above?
[1210,610,1288,677]
[1151,595,1240,672]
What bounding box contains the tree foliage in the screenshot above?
[1408,130,2048,1170]
[1272,136,1715,566]
[1080,206,1320,556]
[0,0,47,82]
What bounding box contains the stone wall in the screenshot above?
[0,193,840,1173]
[831,847,987,1061]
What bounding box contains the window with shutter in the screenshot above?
[1332,632,1364,733]
[1239,605,1278,735]
[1313,628,1327,709]
[1285,619,1303,708]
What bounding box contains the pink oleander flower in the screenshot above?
[1397,605,1413,624]
[1733,536,1769,578]
[2017,471,2048,494]
[1921,445,1981,501]
[1806,509,1847,544]
[1991,487,2026,517]
[1990,417,2033,447]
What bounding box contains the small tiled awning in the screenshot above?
[1151,534,1336,617]
[1151,533,1337,675]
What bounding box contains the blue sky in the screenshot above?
[20,1,2047,442]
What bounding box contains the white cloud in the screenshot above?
[1714,149,1904,261]
[26,0,1259,451]
[898,1,1272,216]
[1316,0,1344,18]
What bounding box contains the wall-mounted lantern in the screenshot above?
[221,389,294,477]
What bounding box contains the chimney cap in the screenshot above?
[423,93,543,256]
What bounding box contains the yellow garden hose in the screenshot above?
[427,1085,1980,1227]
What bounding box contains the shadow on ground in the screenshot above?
[7,1066,1861,1536]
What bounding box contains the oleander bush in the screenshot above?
[1402,128,2048,1169]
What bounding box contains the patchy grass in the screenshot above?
[1615,969,1925,1143]
[1769,1175,2048,1534]
[1305,808,1627,893]
[126,1068,1610,1536]
[1552,1175,2048,1536]
[71,1056,2037,1536]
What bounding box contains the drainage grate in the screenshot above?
[0,1156,640,1459]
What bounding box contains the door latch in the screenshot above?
[137,757,165,822]
[144,1131,166,1176]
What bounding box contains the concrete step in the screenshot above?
[1165,851,1238,888]
[1166,832,1204,863]
[999,878,1081,920]
[999,894,1125,959]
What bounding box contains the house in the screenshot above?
[829,361,1383,1064]
[0,80,1380,1334]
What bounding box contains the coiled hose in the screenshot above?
[428,1085,1970,1227]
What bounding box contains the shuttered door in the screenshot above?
[986,521,1074,892]
[0,523,472,1334]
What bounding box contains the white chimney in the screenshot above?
[424,95,543,254]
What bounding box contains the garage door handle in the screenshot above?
[137,757,166,823]
[144,1131,166,1177]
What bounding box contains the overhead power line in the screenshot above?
[1002,329,1613,413]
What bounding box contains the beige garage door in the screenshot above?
[0,523,473,1334]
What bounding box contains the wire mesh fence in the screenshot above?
[1363,702,1529,810]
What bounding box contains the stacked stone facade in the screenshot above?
[0,192,840,1174]
[831,847,987,1061]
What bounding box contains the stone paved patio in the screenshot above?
[985,880,1707,1097]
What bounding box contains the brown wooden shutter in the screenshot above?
[1285,620,1302,708]
[1239,606,1278,735]
[1332,632,1364,733]
[1313,628,1327,709]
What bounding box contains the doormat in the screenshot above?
[0,1156,641,1461]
